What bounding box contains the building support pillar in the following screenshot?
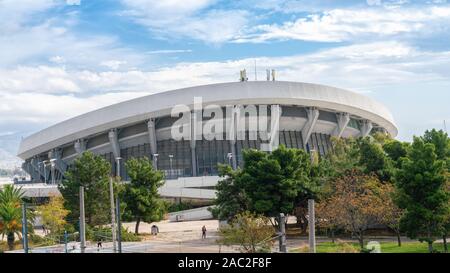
[74,139,86,156]
[48,149,68,183]
[360,120,373,137]
[228,106,238,169]
[29,158,41,182]
[302,108,319,149]
[332,113,350,138]
[190,112,198,176]
[147,119,158,169]
[108,129,121,176]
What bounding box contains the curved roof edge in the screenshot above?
[18,81,398,159]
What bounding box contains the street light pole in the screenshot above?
[227,153,233,168]
[308,199,316,253]
[153,153,159,170]
[79,186,86,253]
[22,203,29,253]
[109,177,117,253]
[115,157,122,178]
[116,197,122,253]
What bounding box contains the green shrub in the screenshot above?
[86,225,140,242]
[167,201,195,213]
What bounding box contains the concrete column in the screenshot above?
[147,119,158,169]
[30,158,42,181]
[360,120,373,137]
[270,104,281,151]
[147,119,158,156]
[108,129,121,176]
[302,108,320,149]
[229,106,238,169]
[50,149,67,173]
[74,139,86,155]
[332,113,350,138]
[108,129,121,159]
[190,112,198,176]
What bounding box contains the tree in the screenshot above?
[358,137,394,182]
[239,146,314,228]
[218,211,275,253]
[317,170,385,250]
[422,129,450,251]
[0,185,33,250]
[122,157,166,234]
[211,164,249,221]
[59,151,111,226]
[383,139,410,168]
[38,195,70,235]
[378,183,404,246]
[321,137,361,179]
[395,136,449,253]
[422,129,450,163]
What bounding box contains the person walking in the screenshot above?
[202,225,207,239]
[97,238,103,251]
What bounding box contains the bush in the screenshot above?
[86,225,140,242]
[167,201,195,212]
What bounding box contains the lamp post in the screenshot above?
[49,159,56,185]
[153,154,159,170]
[169,154,174,178]
[227,153,233,168]
[115,157,122,178]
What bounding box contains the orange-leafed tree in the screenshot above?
[317,170,386,250]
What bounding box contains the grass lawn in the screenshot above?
[292,241,448,253]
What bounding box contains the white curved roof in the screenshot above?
[18,81,397,159]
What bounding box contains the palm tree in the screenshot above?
[0,185,26,250]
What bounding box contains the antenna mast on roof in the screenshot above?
[239,69,248,82]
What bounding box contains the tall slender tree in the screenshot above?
[122,157,165,234]
[395,137,449,252]
[59,151,111,226]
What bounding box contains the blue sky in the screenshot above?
[0,0,449,165]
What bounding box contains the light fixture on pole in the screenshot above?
[153,153,159,170]
[227,153,233,167]
[115,157,122,178]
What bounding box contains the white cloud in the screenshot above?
[146,49,192,54]
[234,5,450,43]
[1,41,449,97]
[0,0,59,33]
[49,56,66,64]
[120,0,249,44]
[66,0,81,5]
[100,60,127,70]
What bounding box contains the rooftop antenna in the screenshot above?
[239,69,248,82]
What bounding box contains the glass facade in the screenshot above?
[96,129,333,180]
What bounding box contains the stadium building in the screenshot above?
[17,81,397,203]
